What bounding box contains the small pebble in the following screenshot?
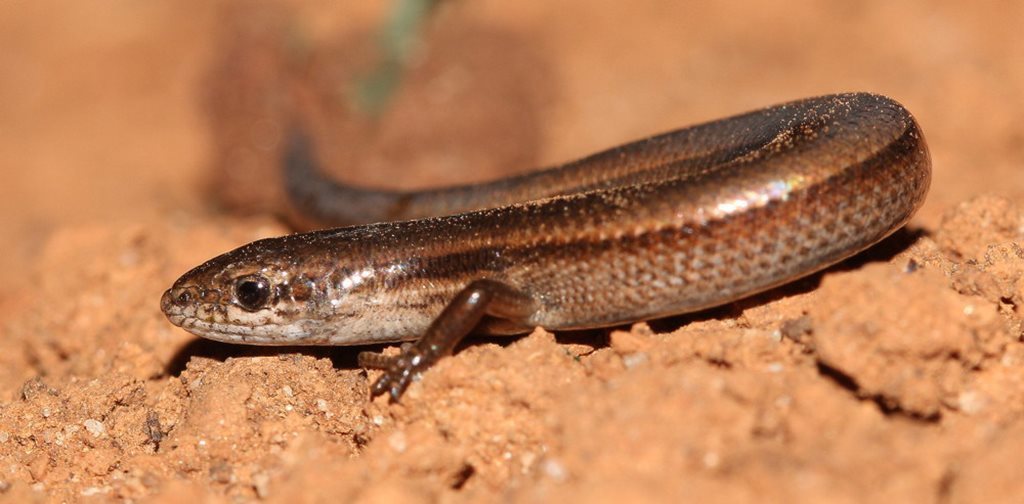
[83,419,105,438]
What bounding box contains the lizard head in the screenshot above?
[160,233,347,345]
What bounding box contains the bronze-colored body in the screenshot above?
[162,93,931,398]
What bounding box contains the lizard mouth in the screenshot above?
[159,288,224,332]
[159,290,323,345]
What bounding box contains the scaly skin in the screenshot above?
[162,93,931,399]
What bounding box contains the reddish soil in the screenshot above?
[2,1,1024,502]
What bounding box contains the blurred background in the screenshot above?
[2,0,1023,291]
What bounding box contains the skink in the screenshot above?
[161,92,931,399]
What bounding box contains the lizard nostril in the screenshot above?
[161,288,193,314]
[176,290,192,304]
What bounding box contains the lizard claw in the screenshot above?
[359,344,427,401]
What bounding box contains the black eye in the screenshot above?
[234,275,271,311]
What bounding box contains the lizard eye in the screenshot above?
[234,275,271,311]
